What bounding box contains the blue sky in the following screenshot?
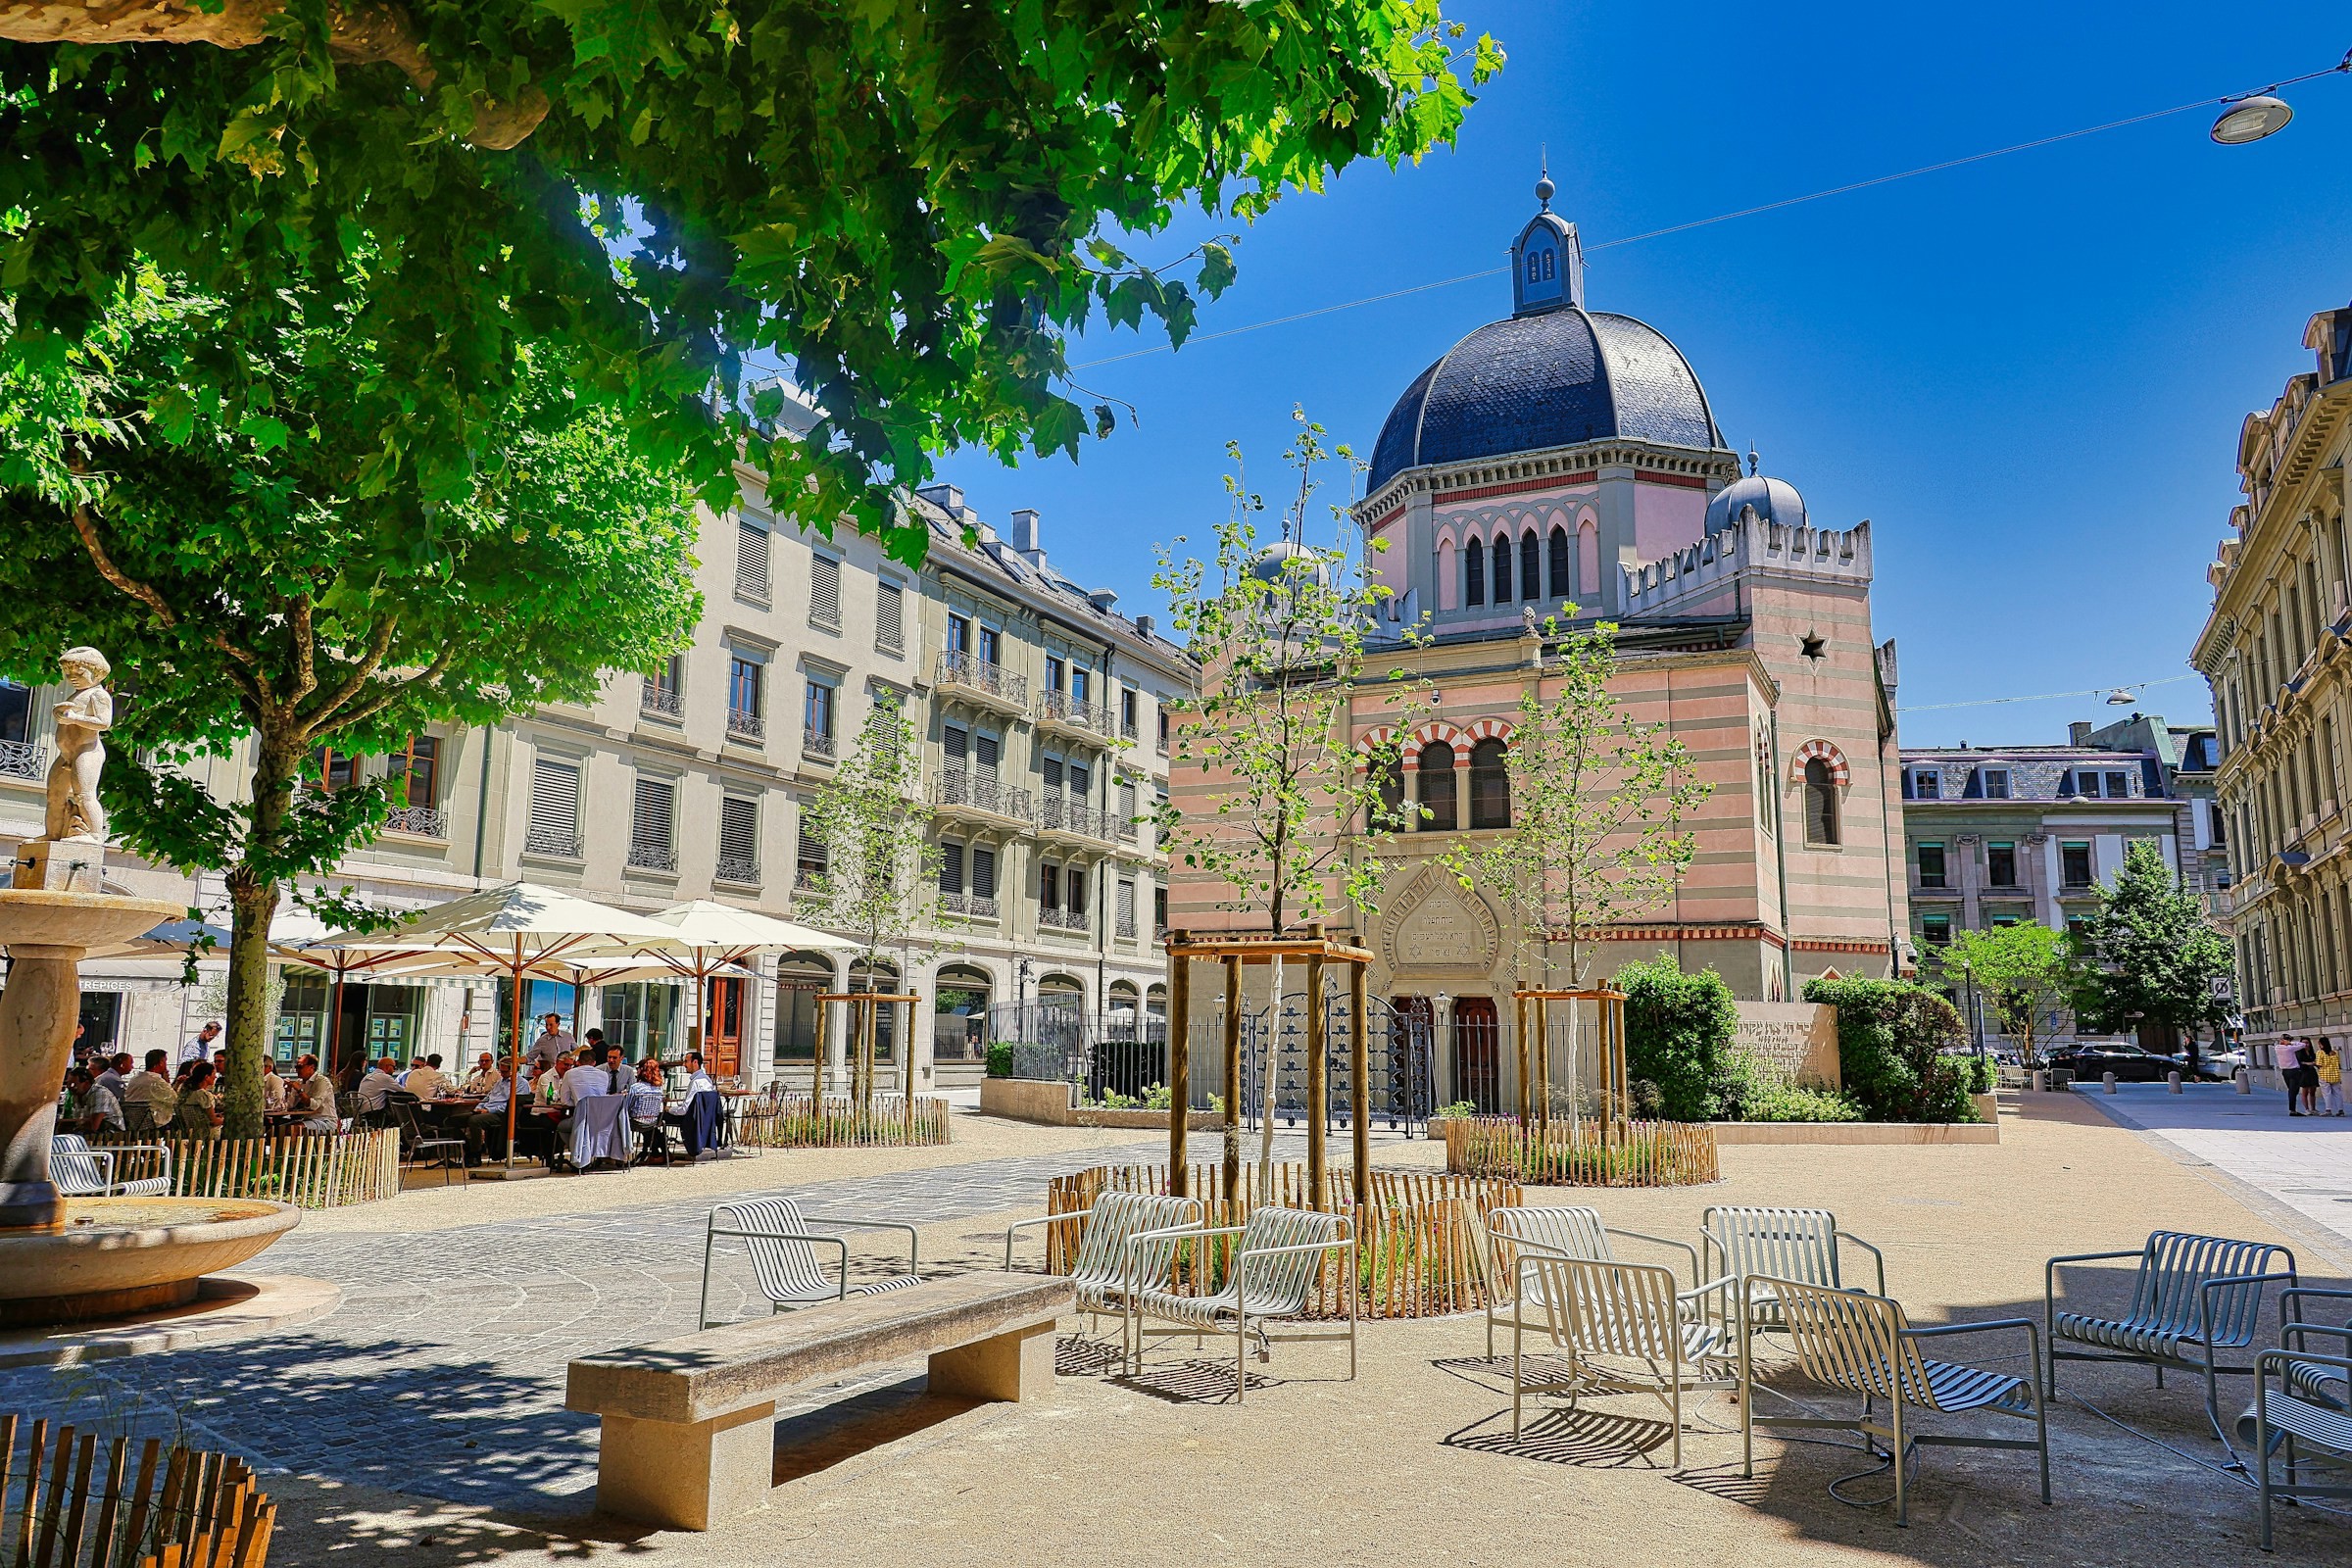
[929,1,2352,747]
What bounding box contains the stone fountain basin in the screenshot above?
[0,1199,300,1322]
[0,888,188,949]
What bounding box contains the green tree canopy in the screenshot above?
[1924,920,2074,1065]
[2068,840,2233,1059]
[1615,956,1736,1123]
[1803,975,1975,1124]
[0,263,703,1133]
[1,3,1502,562]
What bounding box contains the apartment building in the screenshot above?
[2191,295,2352,1069]
[3,414,1196,1087]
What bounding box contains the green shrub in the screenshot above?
[984,1042,1014,1079]
[1616,956,1738,1122]
[1433,1101,1480,1120]
[1801,976,1973,1123]
[1968,1054,1997,1095]
[1143,1082,1174,1111]
[1713,1049,1863,1123]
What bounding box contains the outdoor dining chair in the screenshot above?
[2245,1287,2351,1550]
[1508,1253,1739,1470]
[50,1132,174,1198]
[1743,1274,2050,1528]
[1478,1204,1703,1359]
[699,1197,923,1328]
[1004,1190,1201,1357]
[2045,1229,2297,1462]
[390,1094,466,1185]
[1124,1206,1357,1402]
[568,1095,635,1171]
[1702,1205,1886,1338]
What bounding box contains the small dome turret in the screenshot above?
[1704,452,1807,534]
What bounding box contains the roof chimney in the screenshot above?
[916,482,964,514]
[1087,588,1118,612]
[1134,613,1154,639]
[2069,720,2092,746]
[1009,509,1042,560]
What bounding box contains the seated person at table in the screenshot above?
[355,1056,401,1115]
[555,1048,615,1123]
[536,1053,573,1108]
[463,1062,520,1163]
[681,1051,717,1097]
[261,1060,288,1112]
[96,1053,131,1099]
[122,1049,178,1130]
[68,1067,124,1134]
[175,1060,224,1139]
[286,1054,338,1133]
[625,1059,668,1149]
[461,1053,499,1095]
[405,1054,450,1101]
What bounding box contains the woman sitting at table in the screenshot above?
[175,1060,225,1139]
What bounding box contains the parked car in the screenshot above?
[2043,1043,2173,1083]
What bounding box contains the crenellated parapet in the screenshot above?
[1619,510,1874,616]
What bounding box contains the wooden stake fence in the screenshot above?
[733,1094,951,1149]
[1441,1115,1720,1187]
[0,1414,275,1568]
[85,1131,402,1208]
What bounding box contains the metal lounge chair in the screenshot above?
[2245,1287,2351,1551]
[1509,1254,1739,1470]
[699,1196,923,1328]
[1004,1190,1201,1356]
[50,1132,174,1198]
[1124,1206,1356,1402]
[1743,1274,2050,1528]
[2044,1229,2297,1461]
[1702,1204,1886,1337]
[1479,1204,1703,1358]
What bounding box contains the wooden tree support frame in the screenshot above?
[814,992,921,1135]
[1511,987,1630,1143]
[1163,927,1376,1206]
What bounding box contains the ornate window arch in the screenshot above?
[1788,738,1851,787]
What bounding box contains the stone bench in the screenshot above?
[565,1269,1072,1530]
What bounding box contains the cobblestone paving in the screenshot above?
[0,1132,1314,1519]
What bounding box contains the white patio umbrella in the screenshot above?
[620,902,854,1058]
[319,882,679,1171]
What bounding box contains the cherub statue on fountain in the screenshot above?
[16,647,113,891]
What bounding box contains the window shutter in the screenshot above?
[796,819,827,875]
[810,554,842,628]
[974,732,1000,773]
[939,840,963,895]
[1042,756,1062,791]
[1117,779,1137,819]
[1068,761,1090,797]
[971,847,997,899]
[528,760,580,854]
[632,777,675,864]
[875,579,904,652]
[1117,879,1136,928]
[735,519,769,599]
[944,725,968,764]
[718,796,758,870]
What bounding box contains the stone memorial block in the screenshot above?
[1730,1001,1840,1090]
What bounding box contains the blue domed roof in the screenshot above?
[1366,307,1725,494]
[1704,471,1806,533]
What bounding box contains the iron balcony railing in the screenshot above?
[715,854,760,885]
[804,727,837,760]
[1115,912,1139,939]
[627,841,678,873]
[1035,794,1113,841]
[934,652,1027,706]
[382,806,448,838]
[0,739,45,782]
[524,824,583,858]
[1038,906,1089,933]
[930,766,1033,820]
[940,892,1002,920]
[640,680,683,719]
[727,708,764,742]
[1039,689,1111,735]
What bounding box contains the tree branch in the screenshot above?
[303,614,399,728]
[70,502,275,707]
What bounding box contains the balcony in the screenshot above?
[1121,719,1140,744]
[804,727,837,762]
[0,739,44,783]
[1115,912,1139,940]
[627,841,678,874]
[524,824,583,859]
[940,892,1001,921]
[1034,795,1114,844]
[929,767,1033,824]
[382,806,448,839]
[1038,906,1088,934]
[640,681,683,721]
[726,709,765,743]
[934,652,1027,713]
[794,866,826,894]
[1037,689,1112,744]
[715,855,760,886]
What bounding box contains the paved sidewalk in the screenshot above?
[2075,1082,2352,1254]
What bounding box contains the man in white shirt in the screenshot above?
[404,1054,451,1101]
[287,1054,338,1133]
[557,1051,615,1108]
[178,1020,221,1065]
[355,1056,401,1114]
[122,1050,178,1130]
[529,1014,576,1069]
[2278,1036,2307,1116]
[463,1063,518,1162]
[461,1053,499,1095]
[682,1051,717,1097]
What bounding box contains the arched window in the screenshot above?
[1547,525,1571,601]
[1464,539,1485,607]
[1491,534,1512,602]
[1469,738,1510,828]
[1803,758,1839,846]
[1578,518,1599,599]
[1373,752,1407,829]
[1437,540,1456,610]
[1418,742,1457,831]
[1519,531,1541,602]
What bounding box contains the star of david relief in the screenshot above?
[1381,865,1501,973]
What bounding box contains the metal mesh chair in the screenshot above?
[2045,1229,2297,1461]
[1125,1206,1357,1401]
[1478,1204,1702,1358]
[1743,1275,2049,1527]
[699,1197,922,1328]
[1004,1191,1201,1355]
[50,1133,173,1198]
[1703,1204,1886,1335]
[1509,1254,1738,1470]
[389,1094,466,1186]
[2244,1287,2352,1550]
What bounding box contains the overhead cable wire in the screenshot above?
[1894,672,2201,713]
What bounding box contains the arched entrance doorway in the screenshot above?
[1452,996,1500,1113]
[933,963,993,1064]
[771,950,836,1083]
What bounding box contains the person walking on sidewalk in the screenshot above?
[2278,1035,2308,1116]
[2316,1038,2345,1117]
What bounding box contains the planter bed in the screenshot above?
[979,1076,1221,1131]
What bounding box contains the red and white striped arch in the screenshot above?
[1355,718,1518,764]
[1788,738,1850,786]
